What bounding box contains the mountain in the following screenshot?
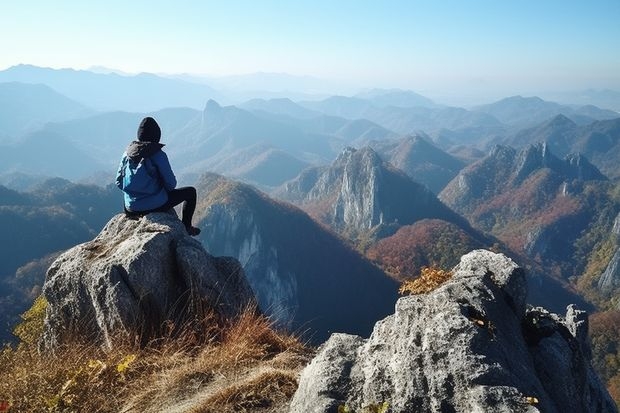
[275,146,479,249]
[0,64,222,112]
[0,179,120,343]
[0,82,93,139]
[36,107,200,169]
[440,143,614,283]
[248,108,397,145]
[198,144,310,189]
[301,96,503,135]
[354,88,437,108]
[503,116,620,179]
[475,95,619,128]
[545,88,620,112]
[368,134,466,193]
[192,173,399,343]
[0,130,106,180]
[168,100,344,171]
[239,97,322,119]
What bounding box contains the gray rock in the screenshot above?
[42,212,254,350]
[598,248,620,293]
[290,250,616,413]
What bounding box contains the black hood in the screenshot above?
[137,117,161,142]
[126,140,164,161]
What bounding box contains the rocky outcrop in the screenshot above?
[290,250,616,413]
[42,212,254,350]
[597,212,620,295]
[278,146,468,241]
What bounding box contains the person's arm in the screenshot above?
[115,155,126,189]
[152,150,177,191]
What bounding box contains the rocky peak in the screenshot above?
[564,152,607,181]
[280,146,463,241]
[290,250,616,413]
[42,212,254,350]
[513,142,562,183]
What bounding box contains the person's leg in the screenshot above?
[164,187,199,234]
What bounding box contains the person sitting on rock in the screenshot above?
[115,116,201,236]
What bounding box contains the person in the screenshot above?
[115,117,201,236]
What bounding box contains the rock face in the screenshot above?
[194,173,399,344]
[42,212,254,349]
[598,212,620,295]
[290,250,616,413]
[277,146,469,241]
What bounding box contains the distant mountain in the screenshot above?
[0,64,221,112]
[193,173,399,343]
[299,95,375,119]
[502,116,620,179]
[239,97,322,119]
[168,100,344,171]
[0,82,93,138]
[247,108,397,146]
[301,96,503,135]
[196,144,309,189]
[0,179,119,343]
[355,88,436,108]
[276,146,477,246]
[474,95,619,128]
[545,89,620,112]
[440,143,613,283]
[37,107,200,168]
[368,135,466,193]
[0,130,106,180]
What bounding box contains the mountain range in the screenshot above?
[2,64,620,401]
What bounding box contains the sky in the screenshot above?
[1,0,619,101]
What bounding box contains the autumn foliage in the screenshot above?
[399,266,453,295]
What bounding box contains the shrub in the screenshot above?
[399,266,453,295]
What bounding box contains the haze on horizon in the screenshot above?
[1,0,620,104]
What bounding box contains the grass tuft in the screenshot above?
[0,303,311,413]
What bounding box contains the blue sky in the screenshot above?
[1,0,619,98]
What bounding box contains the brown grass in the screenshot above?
[399,266,453,295]
[0,305,312,413]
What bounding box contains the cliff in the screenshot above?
[194,173,399,343]
[42,212,254,349]
[290,250,617,413]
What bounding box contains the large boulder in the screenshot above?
[42,212,254,349]
[290,250,616,413]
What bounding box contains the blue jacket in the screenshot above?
[115,142,177,211]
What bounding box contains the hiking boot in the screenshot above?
[186,226,201,236]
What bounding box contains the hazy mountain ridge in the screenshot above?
[0,81,93,139]
[475,95,619,128]
[0,64,222,112]
[368,134,466,193]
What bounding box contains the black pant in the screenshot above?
[127,187,197,228]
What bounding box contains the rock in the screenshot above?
[42,212,254,350]
[290,250,616,413]
[598,248,620,293]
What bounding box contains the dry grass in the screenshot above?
[399,266,453,295]
[0,305,312,413]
